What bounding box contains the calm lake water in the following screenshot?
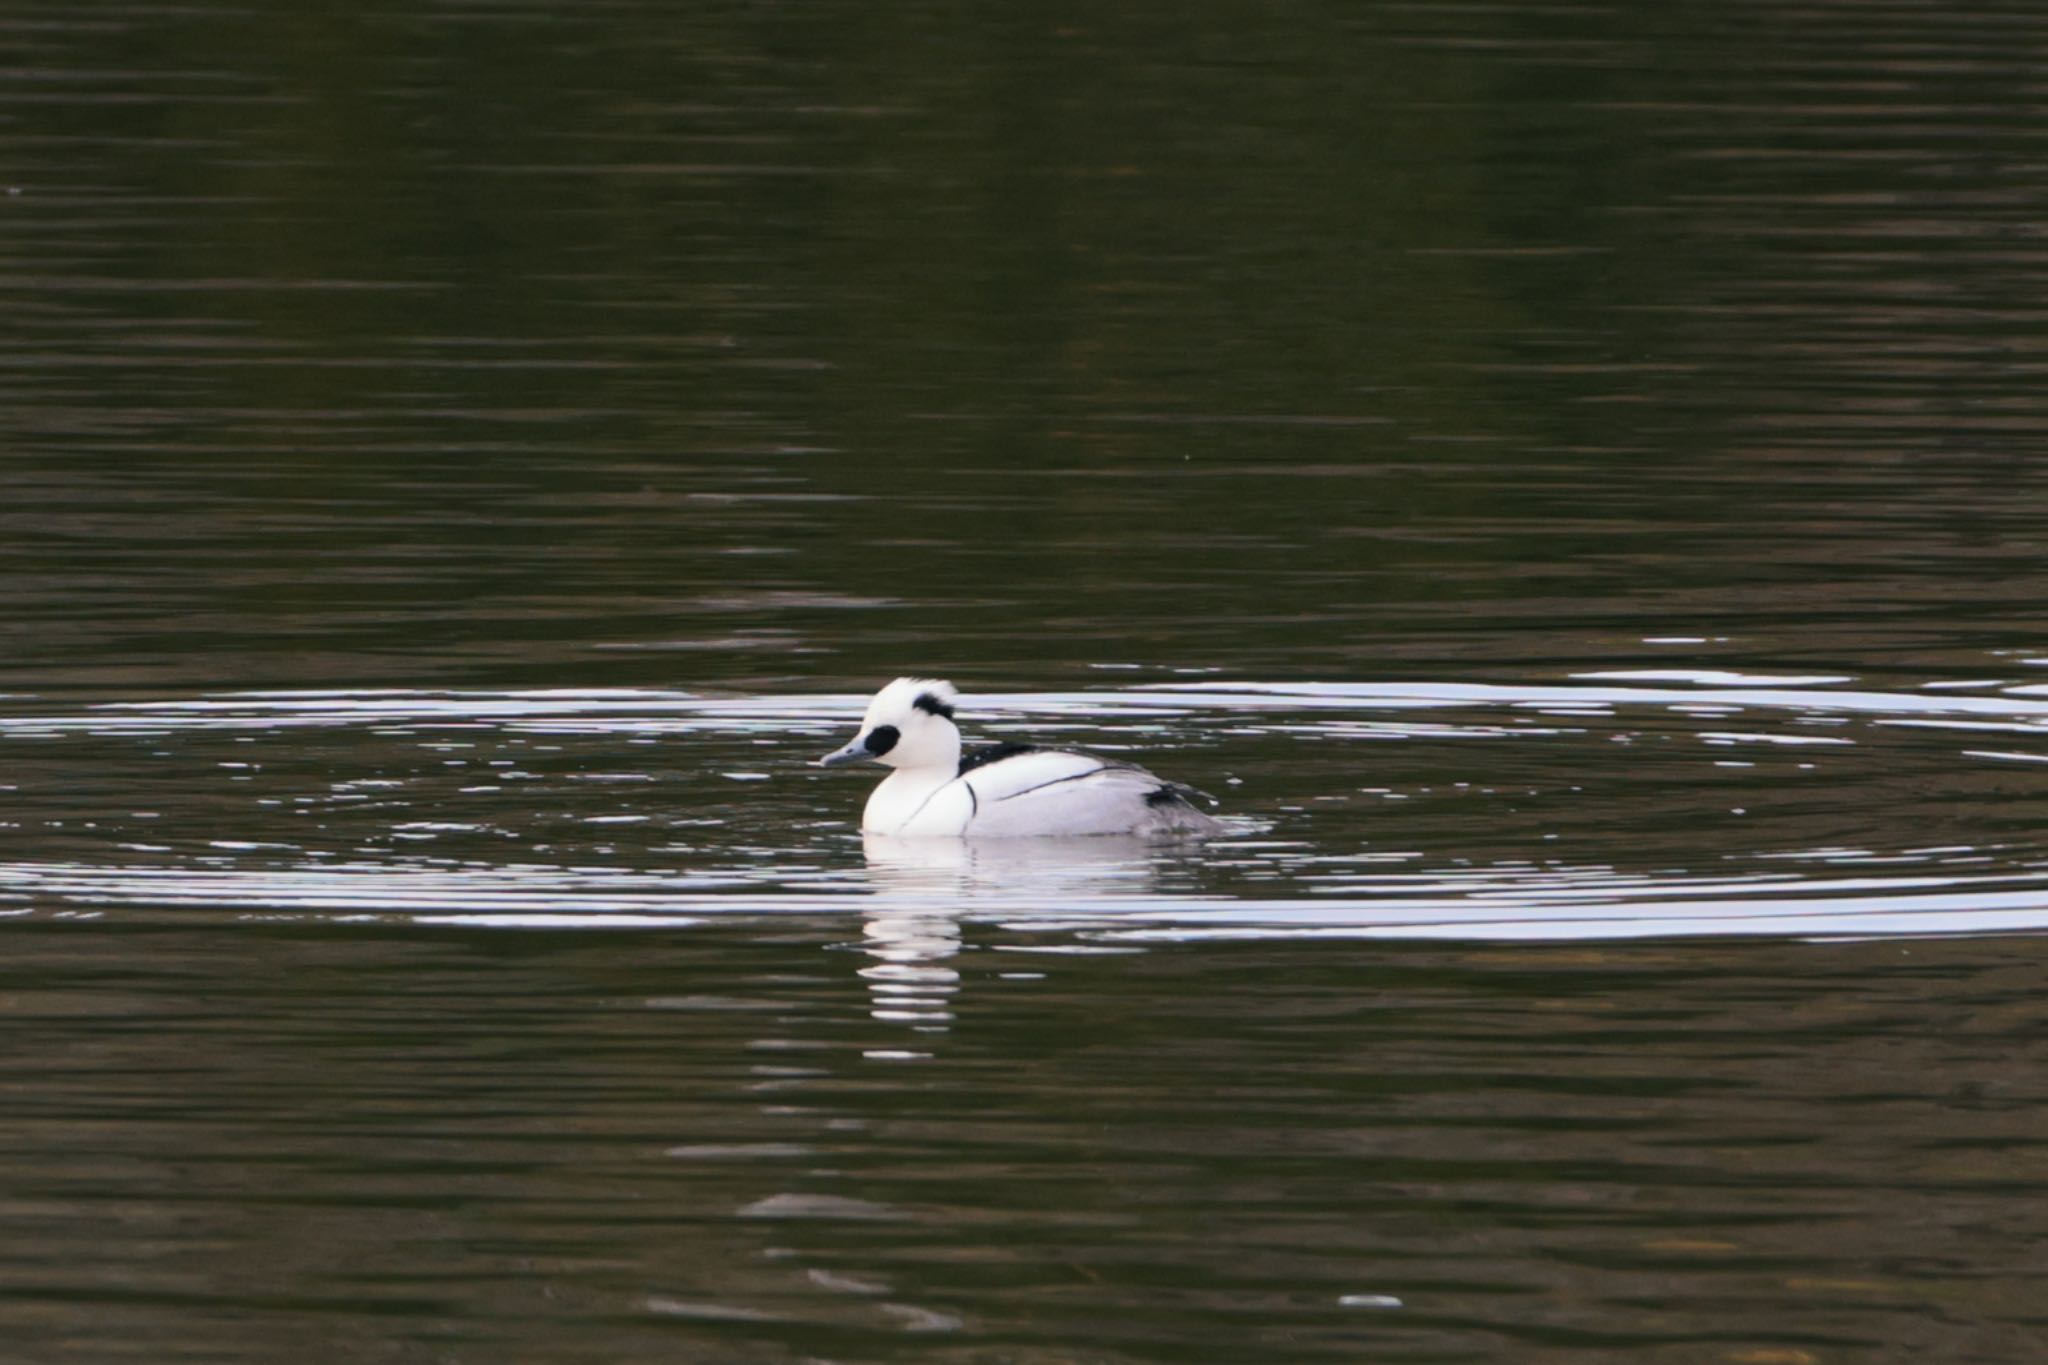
[6,1,2048,1360]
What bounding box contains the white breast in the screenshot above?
[862,768,975,836]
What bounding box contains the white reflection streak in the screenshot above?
[858,909,961,1035]
[0,862,764,923]
[853,835,1172,1040]
[7,679,2048,745]
[853,838,979,1039]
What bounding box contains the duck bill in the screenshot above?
[815,739,870,768]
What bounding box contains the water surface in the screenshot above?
[5,0,2048,1359]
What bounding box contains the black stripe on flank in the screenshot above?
[992,767,1107,803]
[1145,786,1185,808]
[864,724,900,757]
[913,692,955,721]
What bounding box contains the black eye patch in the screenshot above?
[864,724,900,756]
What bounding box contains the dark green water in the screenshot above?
[5,1,2048,1359]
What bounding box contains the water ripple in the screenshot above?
[3,679,2044,943]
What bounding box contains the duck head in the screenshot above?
[816,677,962,772]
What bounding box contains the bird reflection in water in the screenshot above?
[853,834,1171,1048]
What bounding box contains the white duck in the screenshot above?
[816,677,1224,838]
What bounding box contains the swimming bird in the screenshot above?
[815,678,1224,838]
